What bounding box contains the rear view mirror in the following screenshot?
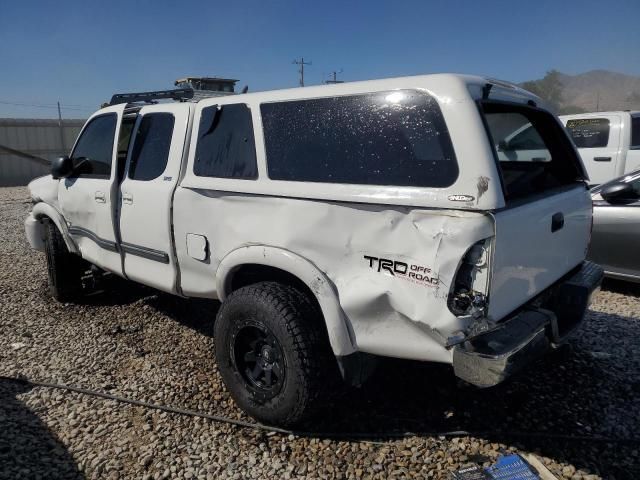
[600,181,639,204]
[51,156,74,179]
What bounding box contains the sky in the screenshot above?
[1,0,639,118]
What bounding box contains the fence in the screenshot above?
[0,118,85,187]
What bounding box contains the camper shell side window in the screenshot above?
[260,90,459,188]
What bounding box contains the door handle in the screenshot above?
[94,191,106,203]
[551,212,564,232]
[122,193,133,205]
[594,157,612,162]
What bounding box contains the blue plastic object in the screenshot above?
[485,454,540,479]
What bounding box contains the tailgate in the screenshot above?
[481,101,591,321]
[489,186,591,320]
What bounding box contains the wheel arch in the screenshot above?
[30,202,79,254]
[216,246,356,357]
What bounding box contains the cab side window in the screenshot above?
[193,104,258,179]
[71,114,117,179]
[128,113,175,181]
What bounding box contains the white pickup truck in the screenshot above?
[25,75,602,426]
[560,111,640,185]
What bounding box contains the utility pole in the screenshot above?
[325,70,344,84]
[292,57,312,87]
[596,91,600,112]
[57,102,66,153]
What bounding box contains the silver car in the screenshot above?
[589,170,640,282]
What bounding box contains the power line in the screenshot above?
[0,100,95,111]
[292,57,312,87]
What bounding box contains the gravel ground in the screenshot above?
[1,185,639,480]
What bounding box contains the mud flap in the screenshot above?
[543,261,604,341]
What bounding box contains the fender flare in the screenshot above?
[216,245,356,357]
[30,202,79,254]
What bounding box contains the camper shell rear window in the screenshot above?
[481,102,586,203]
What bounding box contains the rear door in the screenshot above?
[118,103,191,293]
[483,102,591,321]
[564,114,621,185]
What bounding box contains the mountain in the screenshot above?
[521,70,640,114]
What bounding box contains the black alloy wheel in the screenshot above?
[231,321,286,401]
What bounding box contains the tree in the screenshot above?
[521,70,564,112]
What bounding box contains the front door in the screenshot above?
[58,105,126,275]
[118,104,191,293]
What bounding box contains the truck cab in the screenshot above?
[560,111,640,186]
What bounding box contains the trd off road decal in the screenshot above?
[364,255,438,287]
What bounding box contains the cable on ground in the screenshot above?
[2,374,639,445]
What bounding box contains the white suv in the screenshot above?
[25,75,603,426]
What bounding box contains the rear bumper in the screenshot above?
[452,261,603,387]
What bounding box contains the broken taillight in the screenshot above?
[448,238,492,317]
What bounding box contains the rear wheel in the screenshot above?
[44,220,87,302]
[214,281,339,427]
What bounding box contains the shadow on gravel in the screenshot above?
[66,275,219,337]
[144,294,219,337]
[73,276,153,307]
[0,380,84,479]
[314,341,640,479]
[602,277,640,297]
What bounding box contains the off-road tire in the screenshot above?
[44,220,86,302]
[214,281,339,427]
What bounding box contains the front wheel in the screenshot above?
[214,281,339,427]
[44,220,87,302]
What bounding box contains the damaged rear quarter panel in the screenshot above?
[174,188,495,363]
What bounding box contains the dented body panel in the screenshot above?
[173,188,495,360]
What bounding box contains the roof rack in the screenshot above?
[109,88,194,106]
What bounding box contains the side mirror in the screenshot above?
[51,156,74,179]
[600,181,639,204]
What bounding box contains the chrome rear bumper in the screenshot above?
[453,261,603,387]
